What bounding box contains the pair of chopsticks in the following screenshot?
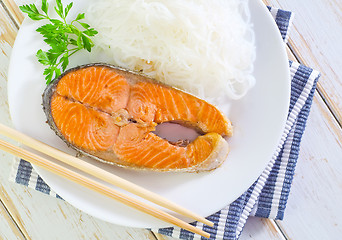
[0,123,212,238]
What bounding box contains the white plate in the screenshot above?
[7,0,290,228]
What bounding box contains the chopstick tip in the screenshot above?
[203,219,214,227]
[202,231,211,239]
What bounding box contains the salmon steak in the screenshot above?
[43,63,233,172]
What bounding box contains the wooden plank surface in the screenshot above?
[264,0,342,239]
[0,198,25,240]
[1,0,342,239]
[1,0,23,26]
[264,0,342,125]
[276,94,342,239]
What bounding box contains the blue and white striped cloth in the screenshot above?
[10,7,320,240]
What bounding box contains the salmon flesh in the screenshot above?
[43,63,233,172]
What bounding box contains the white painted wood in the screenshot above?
[240,218,285,240]
[262,1,342,239]
[1,0,24,26]
[264,0,342,123]
[2,0,342,240]
[0,200,24,240]
[0,182,157,240]
[275,95,342,239]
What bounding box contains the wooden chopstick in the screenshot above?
[0,123,213,236]
[0,138,210,238]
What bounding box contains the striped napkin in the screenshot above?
[9,6,320,240]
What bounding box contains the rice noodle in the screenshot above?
[85,0,255,102]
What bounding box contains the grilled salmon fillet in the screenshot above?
[43,63,233,172]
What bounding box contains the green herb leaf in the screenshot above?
[64,2,73,17]
[19,5,37,15]
[76,34,83,48]
[19,0,98,84]
[36,49,50,65]
[41,0,48,14]
[70,26,80,35]
[78,22,90,29]
[61,53,69,71]
[54,67,61,77]
[81,34,91,52]
[69,38,78,46]
[49,18,64,26]
[55,0,64,18]
[54,7,63,18]
[36,24,58,36]
[83,28,98,37]
[75,13,85,21]
[43,67,54,84]
[20,4,46,20]
[29,14,46,21]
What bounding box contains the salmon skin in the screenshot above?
[43,63,233,172]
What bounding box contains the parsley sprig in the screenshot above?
[20,0,98,84]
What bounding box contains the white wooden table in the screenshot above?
[1,0,341,239]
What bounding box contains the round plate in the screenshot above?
[7,0,290,228]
